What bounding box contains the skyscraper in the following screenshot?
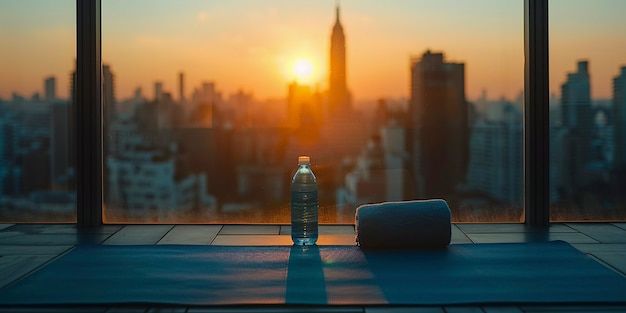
[555,61,594,202]
[328,5,350,114]
[102,65,116,201]
[155,82,163,102]
[466,102,522,206]
[409,50,469,199]
[44,76,56,102]
[0,115,18,196]
[561,60,593,161]
[103,65,116,124]
[68,68,76,188]
[179,72,185,103]
[614,66,626,167]
[51,102,70,186]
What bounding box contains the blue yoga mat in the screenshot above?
[0,241,625,306]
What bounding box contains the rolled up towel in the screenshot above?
[355,199,451,250]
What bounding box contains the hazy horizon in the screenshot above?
[1,0,625,102]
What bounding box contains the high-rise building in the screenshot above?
[561,60,593,162]
[70,70,76,105]
[287,82,322,130]
[102,65,116,156]
[409,50,469,199]
[0,114,18,196]
[155,82,163,102]
[466,102,522,206]
[103,65,116,124]
[555,61,594,200]
[189,82,218,127]
[44,76,56,102]
[179,72,185,103]
[51,102,70,186]
[328,5,350,114]
[68,69,76,188]
[614,66,626,167]
[106,145,215,220]
[343,122,409,206]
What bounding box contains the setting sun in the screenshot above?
[292,58,314,82]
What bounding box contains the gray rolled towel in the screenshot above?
[355,199,452,249]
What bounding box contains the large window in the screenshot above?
[101,0,523,223]
[549,0,626,221]
[0,1,76,222]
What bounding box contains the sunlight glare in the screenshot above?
[292,58,314,81]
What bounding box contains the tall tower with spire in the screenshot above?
[328,5,350,114]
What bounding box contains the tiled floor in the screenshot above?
[0,223,625,312]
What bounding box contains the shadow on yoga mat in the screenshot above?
[0,241,625,306]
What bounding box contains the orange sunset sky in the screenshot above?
[1,0,625,103]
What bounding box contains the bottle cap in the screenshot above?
[298,156,311,165]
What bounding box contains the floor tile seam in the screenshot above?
[0,245,74,292]
[0,224,24,233]
[217,224,272,235]
[571,243,626,254]
[565,222,626,234]
[157,224,181,244]
[208,225,224,245]
[481,305,524,312]
[279,225,289,235]
[152,225,177,245]
[522,304,626,311]
[587,253,626,278]
[452,225,475,243]
[0,242,76,246]
[574,231,620,244]
[559,223,577,232]
[568,231,602,244]
[213,234,289,237]
[585,223,626,232]
[453,224,469,237]
[443,306,486,313]
[454,224,529,235]
[94,231,118,245]
[458,229,579,235]
[105,307,149,313]
[218,225,281,235]
[0,224,16,231]
[105,224,127,242]
[158,225,223,245]
[457,223,583,235]
[0,245,75,254]
[88,226,120,246]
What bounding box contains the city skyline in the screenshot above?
[2,1,625,102]
[2,2,626,223]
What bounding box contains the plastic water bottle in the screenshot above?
[290,156,318,245]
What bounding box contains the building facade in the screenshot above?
[466,102,522,207]
[409,50,469,199]
[328,6,350,115]
[614,67,626,168]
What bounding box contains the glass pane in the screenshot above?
[550,0,626,221]
[102,0,523,223]
[0,1,76,222]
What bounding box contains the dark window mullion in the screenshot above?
[76,0,102,226]
[524,0,550,226]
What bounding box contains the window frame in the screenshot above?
[524,0,550,226]
[75,0,550,227]
[76,0,102,226]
